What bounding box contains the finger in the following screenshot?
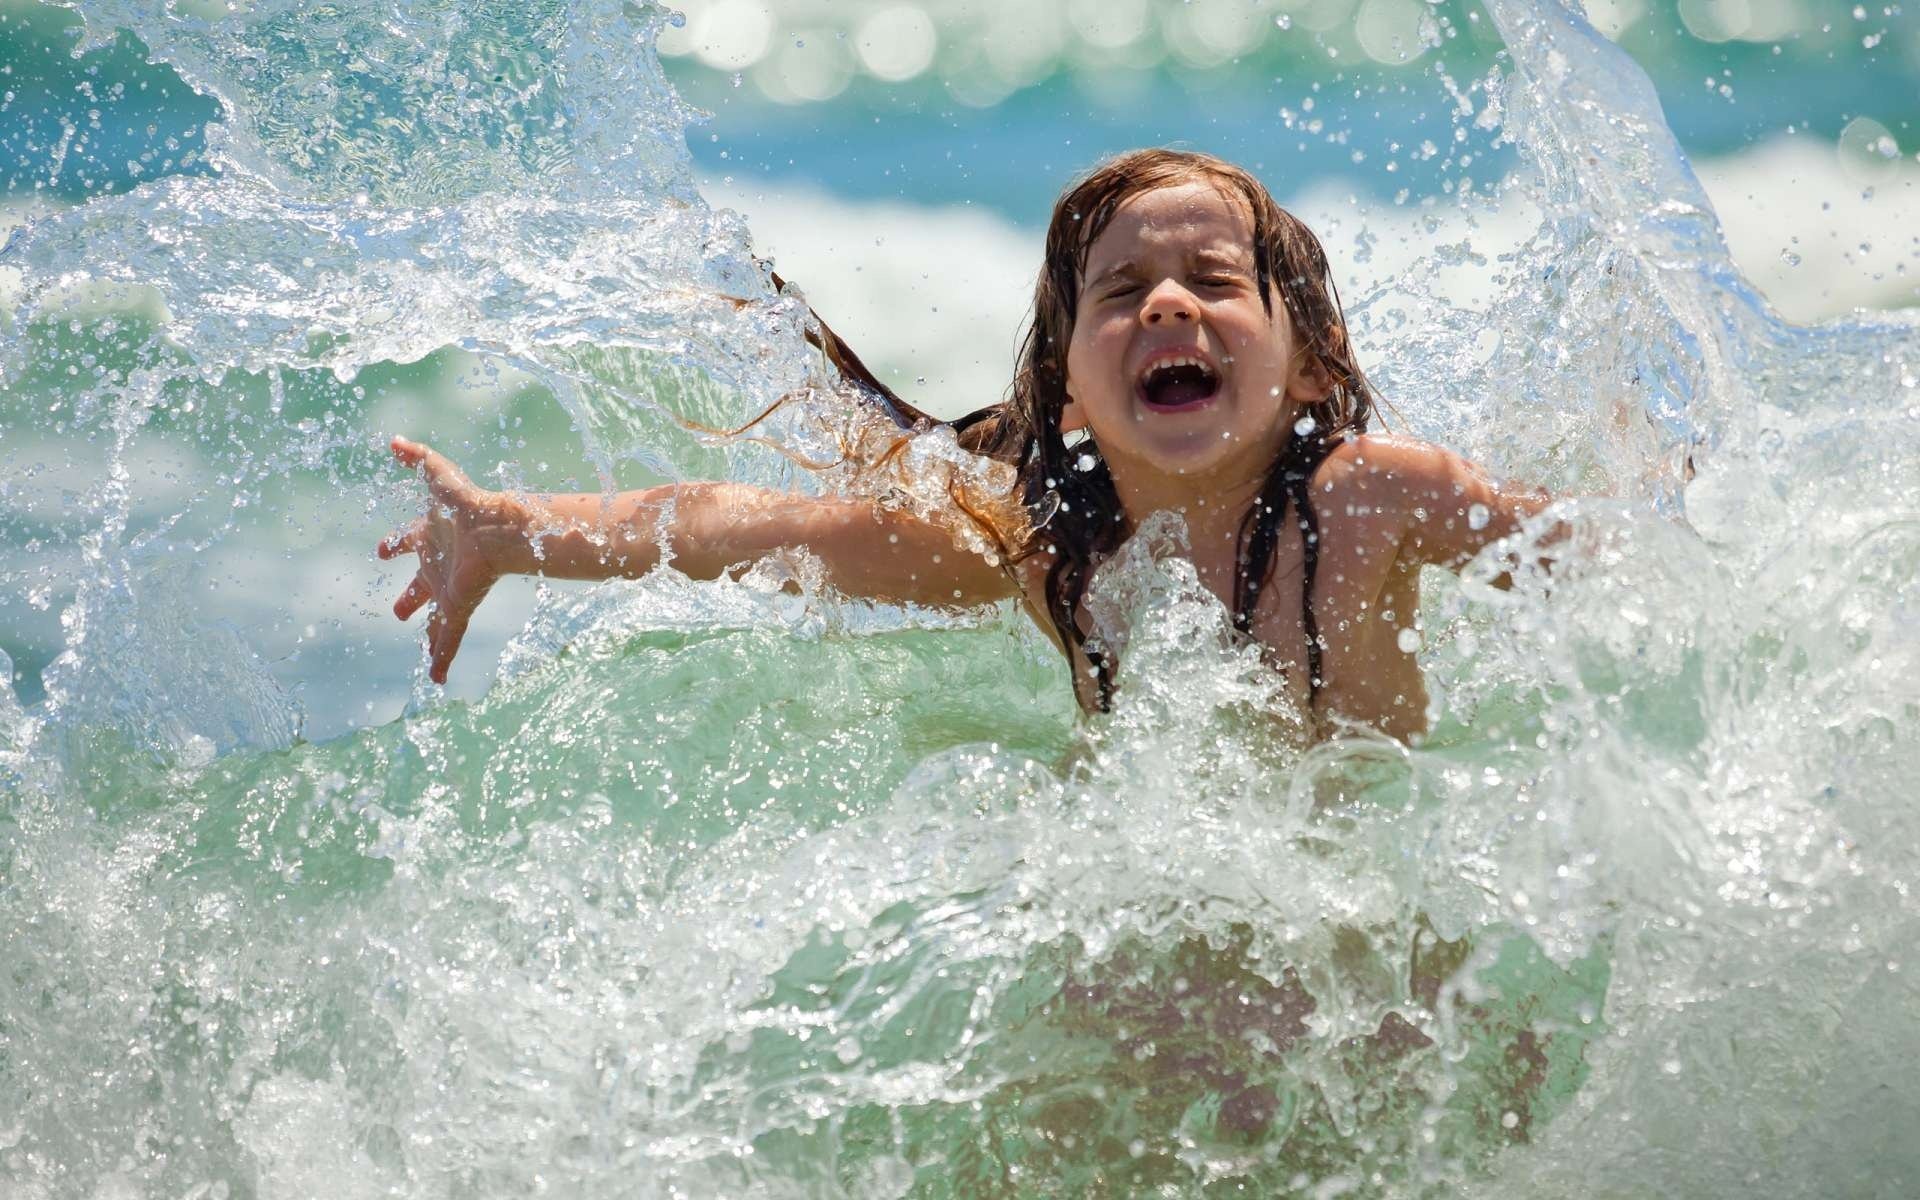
[428,604,472,685]
[376,519,425,560]
[413,443,471,495]
[390,435,428,468]
[392,435,480,508]
[392,572,431,620]
[393,436,467,489]
[426,604,448,682]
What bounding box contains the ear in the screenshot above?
[1284,330,1344,406]
[1284,354,1335,405]
[1060,369,1087,433]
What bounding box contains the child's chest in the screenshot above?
[1237,502,1430,737]
[1019,504,1427,736]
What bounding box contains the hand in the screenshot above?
[376,436,527,683]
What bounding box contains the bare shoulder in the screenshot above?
[1319,434,1553,571]
[1310,434,1463,518]
[1318,434,1457,485]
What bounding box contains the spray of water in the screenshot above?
[3,0,1918,1195]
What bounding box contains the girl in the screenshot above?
[377,149,1553,741]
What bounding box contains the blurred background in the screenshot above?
[662,0,1920,412]
[2,0,1917,733]
[8,0,1920,417]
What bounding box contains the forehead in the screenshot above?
[1082,180,1256,275]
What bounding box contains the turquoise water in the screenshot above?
[4,0,1920,1195]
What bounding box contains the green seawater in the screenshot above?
[4,0,1920,1196]
[5,602,1619,1195]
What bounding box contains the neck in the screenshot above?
[1105,446,1277,569]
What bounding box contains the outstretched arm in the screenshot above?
[376,436,1016,681]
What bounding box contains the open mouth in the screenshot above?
[1136,355,1221,411]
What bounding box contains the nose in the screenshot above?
[1139,279,1197,326]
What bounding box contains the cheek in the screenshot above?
[1062,339,1086,400]
[1226,317,1290,378]
[1063,331,1103,399]
[1066,318,1127,393]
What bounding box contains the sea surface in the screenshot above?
[2,1,1919,1195]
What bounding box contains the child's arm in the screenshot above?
[376,436,1016,682]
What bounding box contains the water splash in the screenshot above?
[3,0,1919,1195]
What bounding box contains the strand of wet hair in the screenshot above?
[685,273,934,447]
[1287,444,1327,695]
[1020,419,1119,709]
[1233,429,1332,703]
[550,277,1027,591]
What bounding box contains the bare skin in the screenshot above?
[379,183,1550,739]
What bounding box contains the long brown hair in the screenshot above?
[808,149,1377,709]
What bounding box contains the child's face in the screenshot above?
[1063,181,1326,490]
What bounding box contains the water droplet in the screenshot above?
[1076,452,1098,472]
[1396,628,1421,654]
[1293,415,1317,436]
[1274,13,1292,29]
[835,1037,862,1064]
[1501,1110,1520,1129]
[1467,503,1490,530]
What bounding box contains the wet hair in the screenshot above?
[814,148,1378,709]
